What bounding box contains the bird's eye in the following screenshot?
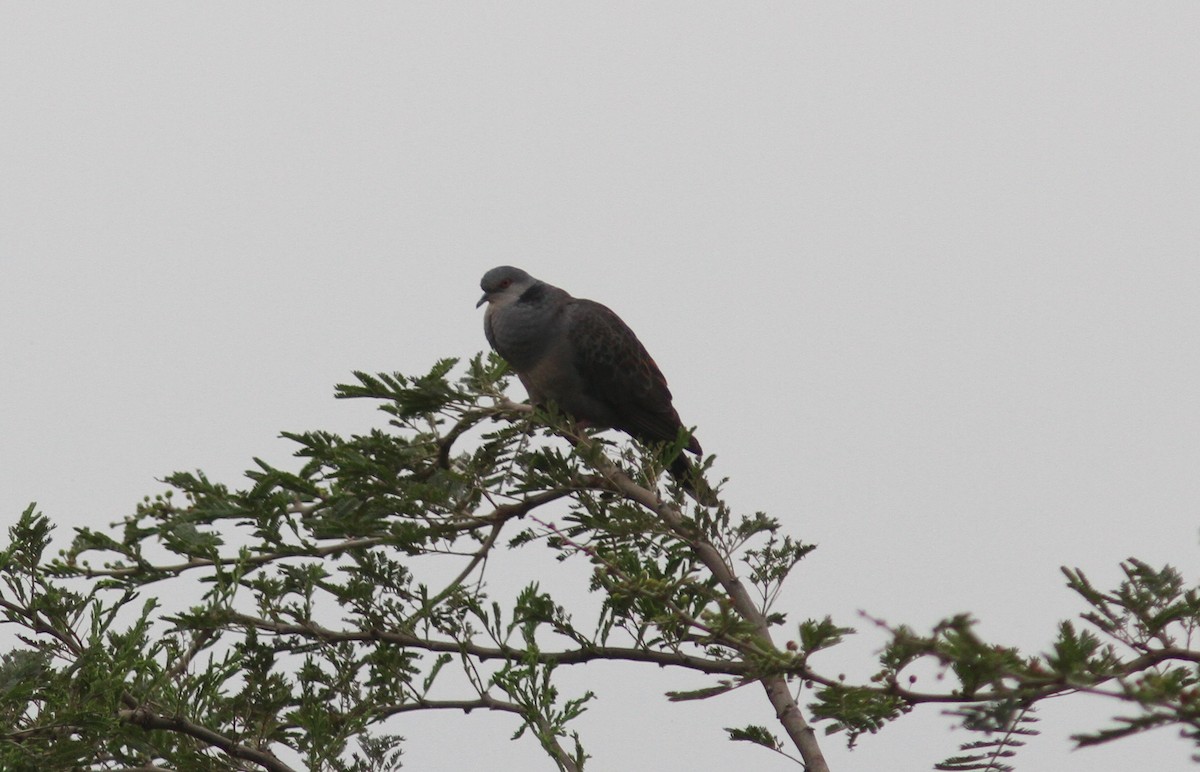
[499,279,512,288]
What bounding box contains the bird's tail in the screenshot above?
[669,453,719,507]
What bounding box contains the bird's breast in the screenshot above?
[486,303,551,371]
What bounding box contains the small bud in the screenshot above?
[786,640,799,651]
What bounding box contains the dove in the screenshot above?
[477,266,714,504]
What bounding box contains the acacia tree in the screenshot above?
[1,356,1198,770]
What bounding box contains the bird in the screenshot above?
[476,266,715,504]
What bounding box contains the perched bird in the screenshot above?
[476,266,714,503]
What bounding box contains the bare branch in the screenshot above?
[379,695,525,717]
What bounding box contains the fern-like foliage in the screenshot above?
[936,702,1039,772]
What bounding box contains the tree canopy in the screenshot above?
[1,356,1197,771]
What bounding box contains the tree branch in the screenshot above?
[68,489,567,581]
[223,612,744,675]
[575,443,831,772]
[379,695,581,771]
[118,702,297,772]
[379,695,524,717]
[70,536,391,579]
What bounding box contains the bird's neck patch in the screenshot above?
[518,283,547,305]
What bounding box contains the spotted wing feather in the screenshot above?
[567,299,701,455]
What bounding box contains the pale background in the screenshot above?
[2,4,1199,770]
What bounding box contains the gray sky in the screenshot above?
[3,4,1199,770]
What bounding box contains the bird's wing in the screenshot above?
[566,298,699,453]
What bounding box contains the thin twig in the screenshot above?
[222,612,744,675]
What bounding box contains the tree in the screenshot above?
[1,356,1197,771]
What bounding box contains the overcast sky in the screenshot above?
[2,4,1199,771]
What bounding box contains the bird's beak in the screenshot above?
[476,293,489,309]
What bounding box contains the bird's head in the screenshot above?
[477,266,537,308]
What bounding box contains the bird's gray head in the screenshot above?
[477,266,538,308]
